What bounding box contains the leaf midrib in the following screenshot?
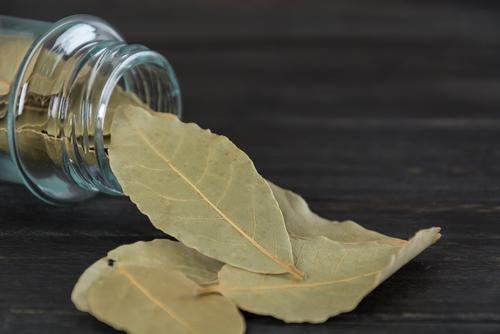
[121,111,301,278]
[116,266,198,334]
[220,270,379,292]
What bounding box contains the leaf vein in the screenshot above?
[122,112,301,278]
[116,267,198,334]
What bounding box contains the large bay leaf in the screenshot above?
[210,228,440,323]
[269,182,406,246]
[109,105,302,278]
[72,241,244,334]
[85,264,244,334]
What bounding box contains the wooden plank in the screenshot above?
[2,0,500,44]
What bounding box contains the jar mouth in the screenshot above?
[7,15,181,205]
[90,45,182,196]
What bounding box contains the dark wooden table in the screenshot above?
[1,1,500,333]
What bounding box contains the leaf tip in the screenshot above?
[431,227,442,243]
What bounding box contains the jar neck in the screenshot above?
[8,16,181,205]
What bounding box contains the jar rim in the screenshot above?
[90,44,182,197]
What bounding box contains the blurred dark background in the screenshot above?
[1,1,500,334]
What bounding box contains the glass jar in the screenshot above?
[0,15,182,205]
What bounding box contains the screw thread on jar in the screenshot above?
[6,15,181,205]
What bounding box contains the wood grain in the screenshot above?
[1,1,499,333]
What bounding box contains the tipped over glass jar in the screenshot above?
[0,15,182,205]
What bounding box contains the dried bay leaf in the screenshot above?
[269,182,406,246]
[72,240,244,334]
[109,105,302,278]
[88,265,244,334]
[210,228,440,323]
